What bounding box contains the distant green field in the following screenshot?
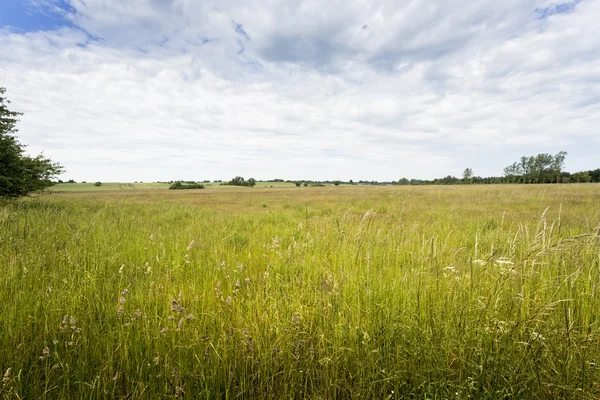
[51,182,171,191]
[51,181,320,191]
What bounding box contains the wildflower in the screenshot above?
[177,318,184,331]
[168,316,175,321]
[225,296,232,306]
[59,315,69,331]
[2,368,10,383]
[119,264,125,274]
[121,289,129,296]
[133,309,142,318]
[531,331,545,342]
[292,313,301,325]
[186,314,195,321]
[170,300,184,314]
[160,327,169,335]
[113,372,119,381]
[119,296,127,304]
[40,346,50,360]
[214,281,223,298]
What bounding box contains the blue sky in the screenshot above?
[0,0,598,182]
[0,0,73,32]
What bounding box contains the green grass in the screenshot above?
[51,181,338,192]
[1,185,600,398]
[51,182,172,191]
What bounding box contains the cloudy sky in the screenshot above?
[1,0,598,182]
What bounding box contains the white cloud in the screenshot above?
[1,0,599,181]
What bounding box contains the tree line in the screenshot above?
[394,151,598,186]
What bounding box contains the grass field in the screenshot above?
[51,181,303,191]
[1,184,600,398]
[51,182,171,191]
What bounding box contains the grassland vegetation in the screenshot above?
[1,185,600,398]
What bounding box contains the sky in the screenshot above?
[1,0,599,182]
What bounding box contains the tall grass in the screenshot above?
[1,185,600,398]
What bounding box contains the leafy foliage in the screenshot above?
[462,168,473,182]
[503,151,567,183]
[0,88,63,199]
[223,176,256,187]
[169,182,205,190]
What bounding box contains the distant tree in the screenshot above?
[303,182,308,187]
[247,178,256,187]
[571,171,591,183]
[333,181,341,186]
[587,168,600,183]
[462,168,473,183]
[94,182,102,187]
[295,181,301,187]
[398,177,410,185]
[0,87,63,199]
[552,151,567,183]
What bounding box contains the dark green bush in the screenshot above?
[169,182,205,190]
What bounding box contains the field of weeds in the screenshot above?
[1,184,600,399]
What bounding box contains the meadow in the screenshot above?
[1,184,600,399]
[50,181,299,192]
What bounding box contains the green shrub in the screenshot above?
[169,182,205,190]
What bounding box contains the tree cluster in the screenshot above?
[503,152,567,183]
[169,182,205,190]
[222,176,256,187]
